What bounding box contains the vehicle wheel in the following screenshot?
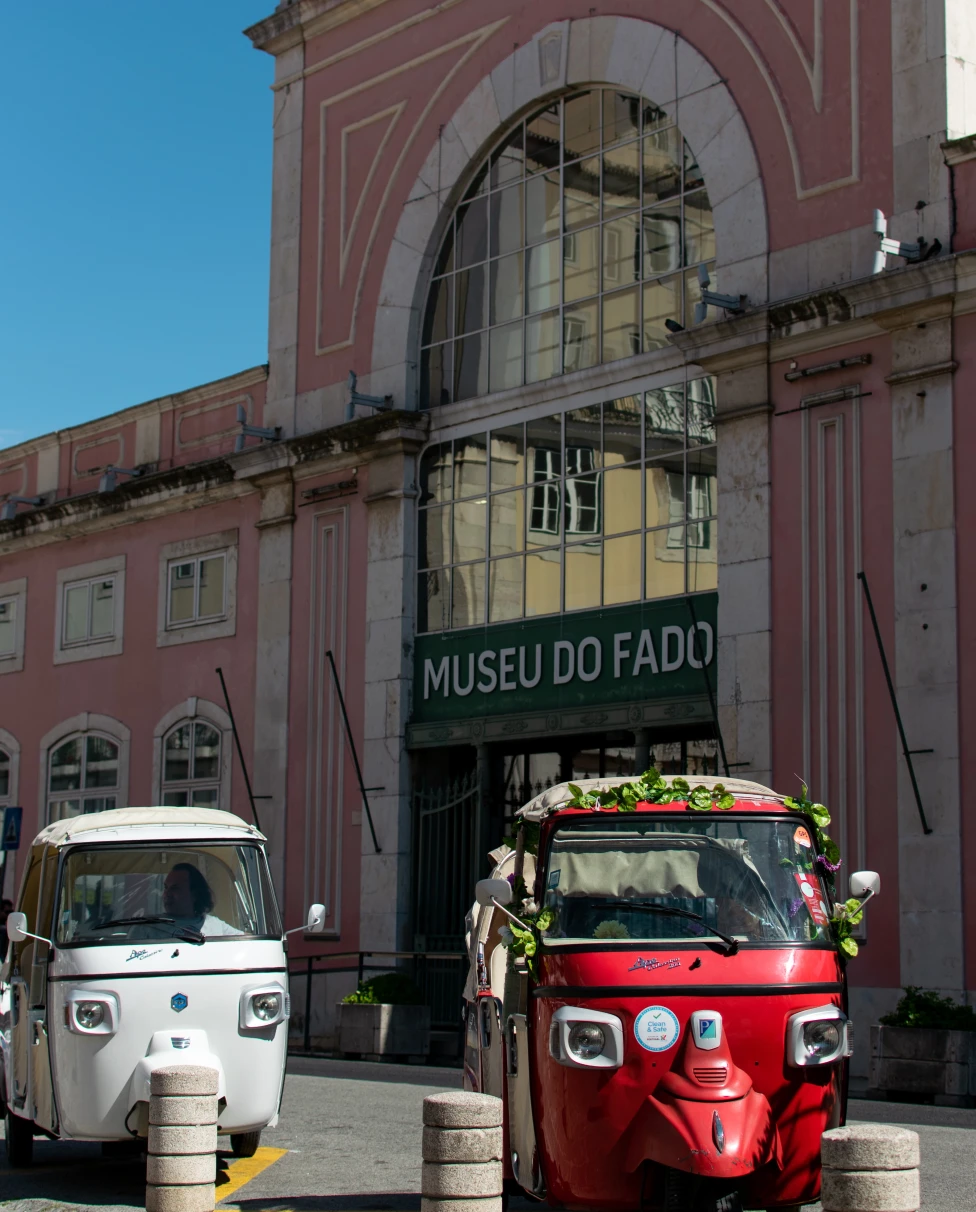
[230,1130,261,1158]
[4,1109,34,1167]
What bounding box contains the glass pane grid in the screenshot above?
[420,89,715,406]
[417,376,717,632]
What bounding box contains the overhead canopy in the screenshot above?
[516,775,782,823]
[32,806,263,849]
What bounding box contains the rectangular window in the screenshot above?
[167,553,227,628]
[0,597,16,657]
[62,578,117,646]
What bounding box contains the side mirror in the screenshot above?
[850,871,880,905]
[6,912,27,943]
[476,878,513,909]
[306,904,327,933]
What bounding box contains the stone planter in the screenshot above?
[337,1002,431,1061]
[868,1024,976,1106]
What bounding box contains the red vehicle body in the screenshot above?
[463,777,870,1212]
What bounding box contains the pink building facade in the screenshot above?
[4,0,976,1059]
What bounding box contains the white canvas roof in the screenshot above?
[516,775,782,822]
[31,806,263,849]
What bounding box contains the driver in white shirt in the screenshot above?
[163,863,238,936]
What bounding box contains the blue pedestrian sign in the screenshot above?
[2,806,23,851]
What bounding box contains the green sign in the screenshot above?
[412,594,717,724]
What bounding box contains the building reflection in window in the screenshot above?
[416,376,717,631]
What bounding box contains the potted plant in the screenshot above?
[336,972,431,1061]
[869,986,976,1106]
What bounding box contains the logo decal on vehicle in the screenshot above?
[698,1017,717,1039]
[634,1005,680,1052]
[171,992,188,1013]
[629,956,681,972]
[126,948,161,962]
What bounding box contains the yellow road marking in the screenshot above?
[216,1146,288,1203]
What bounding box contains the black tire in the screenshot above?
[230,1130,261,1158]
[4,1109,34,1167]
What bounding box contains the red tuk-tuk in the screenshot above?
[462,775,879,1212]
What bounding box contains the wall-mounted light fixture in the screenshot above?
[346,371,393,422]
[0,495,44,521]
[694,264,746,324]
[234,404,281,453]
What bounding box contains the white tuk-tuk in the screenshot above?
[0,806,319,1167]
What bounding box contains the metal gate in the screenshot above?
[412,769,479,1029]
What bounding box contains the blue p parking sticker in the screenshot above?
[634,1005,680,1052]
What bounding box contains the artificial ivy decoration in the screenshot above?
[565,768,735,813]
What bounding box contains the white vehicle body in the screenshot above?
[0,807,290,1142]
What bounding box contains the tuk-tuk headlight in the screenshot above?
[65,990,119,1036]
[568,1023,606,1060]
[549,1007,623,1070]
[240,984,289,1030]
[787,1004,849,1067]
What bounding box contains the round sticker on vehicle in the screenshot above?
[634,1005,680,1052]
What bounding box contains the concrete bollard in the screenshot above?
[146,1066,220,1212]
[821,1124,921,1212]
[421,1092,503,1212]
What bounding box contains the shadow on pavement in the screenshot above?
[232,1197,539,1212]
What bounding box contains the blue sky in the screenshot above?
[1,2,275,449]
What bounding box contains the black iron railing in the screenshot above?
[287,948,467,1052]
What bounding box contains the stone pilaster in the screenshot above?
[882,307,963,993]
[252,472,295,893]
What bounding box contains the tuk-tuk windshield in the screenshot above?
[56,843,281,945]
[541,816,831,945]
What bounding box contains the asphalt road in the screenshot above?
[1,1057,974,1211]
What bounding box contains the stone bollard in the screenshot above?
[422,1091,504,1212]
[821,1123,921,1212]
[146,1065,220,1212]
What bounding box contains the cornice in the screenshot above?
[245,0,395,55]
[942,134,976,167]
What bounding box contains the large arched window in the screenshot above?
[161,721,221,807]
[48,733,120,821]
[420,88,714,407]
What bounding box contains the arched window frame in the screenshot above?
[38,713,130,826]
[152,698,233,813]
[0,727,20,809]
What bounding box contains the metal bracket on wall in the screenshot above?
[856,572,933,835]
[685,596,730,778]
[325,649,382,853]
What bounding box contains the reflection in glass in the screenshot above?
[193,724,220,781]
[526,104,561,172]
[490,184,523,257]
[603,143,640,212]
[525,171,561,244]
[563,299,599,373]
[424,276,452,344]
[64,584,88,643]
[684,190,715,263]
[490,425,525,489]
[646,456,686,529]
[418,570,450,631]
[603,396,642,466]
[165,724,191,782]
[420,443,452,505]
[488,321,523,393]
[604,533,642,605]
[0,598,14,657]
[453,499,487,563]
[643,275,681,350]
[456,196,488,267]
[563,227,599,301]
[50,738,83,792]
[688,377,717,444]
[0,749,9,798]
[646,386,685,454]
[490,253,523,324]
[603,465,642,534]
[489,556,523,622]
[564,91,602,160]
[565,405,602,466]
[602,286,639,363]
[603,214,640,289]
[643,127,682,203]
[526,240,560,314]
[528,477,561,544]
[604,90,640,147]
[85,736,119,788]
[684,140,705,192]
[526,415,562,477]
[525,547,561,616]
[687,516,718,592]
[490,489,525,556]
[525,309,560,382]
[454,434,487,498]
[491,125,524,187]
[643,202,682,277]
[169,564,195,625]
[646,526,687,599]
[198,557,224,619]
[564,464,601,537]
[454,331,488,401]
[452,562,485,627]
[565,542,602,611]
[564,156,601,231]
[455,264,486,334]
[420,343,451,409]
[419,506,450,569]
